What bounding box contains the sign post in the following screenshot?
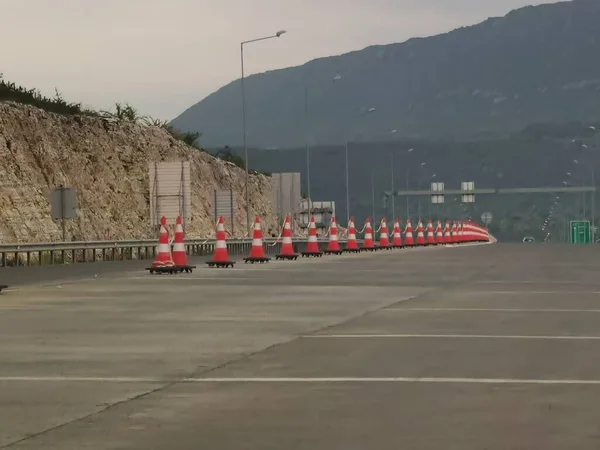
[51,186,77,241]
[570,220,591,244]
[214,189,237,235]
[481,212,493,227]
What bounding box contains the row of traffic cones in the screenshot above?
[146,216,197,274]
[205,215,480,269]
[146,215,490,271]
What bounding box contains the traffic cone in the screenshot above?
[172,216,196,272]
[458,221,465,244]
[426,220,435,246]
[463,220,474,242]
[451,222,458,244]
[404,219,414,246]
[344,217,360,253]
[302,217,323,257]
[435,221,444,245]
[392,218,403,248]
[362,217,375,251]
[206,216,235,267]
[275,216,299,260]
[444,221,452,244]
[378,218,391,250]
[147,216,174,273]
[244,216,270,263]
[324,216,343,255]
[416,220,426,246]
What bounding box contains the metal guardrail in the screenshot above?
[0,237,341,267]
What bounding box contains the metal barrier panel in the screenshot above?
[0,238,338,268]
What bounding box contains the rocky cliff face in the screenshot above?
[0,102,275,243]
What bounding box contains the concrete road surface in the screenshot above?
[2,244,600,449]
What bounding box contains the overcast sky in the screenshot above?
[1,0,559,120]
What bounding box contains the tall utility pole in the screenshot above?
[344,107,376,224]
[345,141,350,224]
[371,169,376,225]
[391,151,395,219]
[305,85,311,219]
[592,165,596,242]
[405,168,410,218]
[240,30,287,235]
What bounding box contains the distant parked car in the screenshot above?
[522,236,536,243]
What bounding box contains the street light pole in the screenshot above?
[405,168,410,218]
[240,30,286,235]
[305,85,311,219]
[391,151,395,219]
[371,168,376,225]
[592,165,596,243]
[343,107,376,224]
[345,141,350,224]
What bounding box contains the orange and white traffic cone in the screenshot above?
[378,218,391,250]
[172,216,196,272]
[147,216,175,273]
[244,216,270,263]
[392,218,403,248]
[362,217,375,251]
[206,216,235,268]
[458,221,465,244]
[404,219,414,246]
[275,216,299,260]
[324,216,343,255]
[444,221,452,245]
[435,220,444,245]
[344,217,360,253]
[416,220,426,246]
[426,220,435,246]
[302,216,323,257]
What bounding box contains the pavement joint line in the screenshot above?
[303,334,600,340]
[381,308,600,313]
[4,376,600,385]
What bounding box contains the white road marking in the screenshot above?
[304,334,600,340]
[0,376,166,383]
[383,308,600,313]
[477,280,583,285]
[469,291,600,295]
[3,376,600,386]
[0,306,45,310]
[188,377,600,385]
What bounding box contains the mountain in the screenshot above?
[171,0,600,149]
[212,122,600,242]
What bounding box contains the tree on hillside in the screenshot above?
[215,146,245,169]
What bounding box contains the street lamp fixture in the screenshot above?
[240,30,287,235]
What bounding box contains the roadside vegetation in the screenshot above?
[0,75,249,169]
